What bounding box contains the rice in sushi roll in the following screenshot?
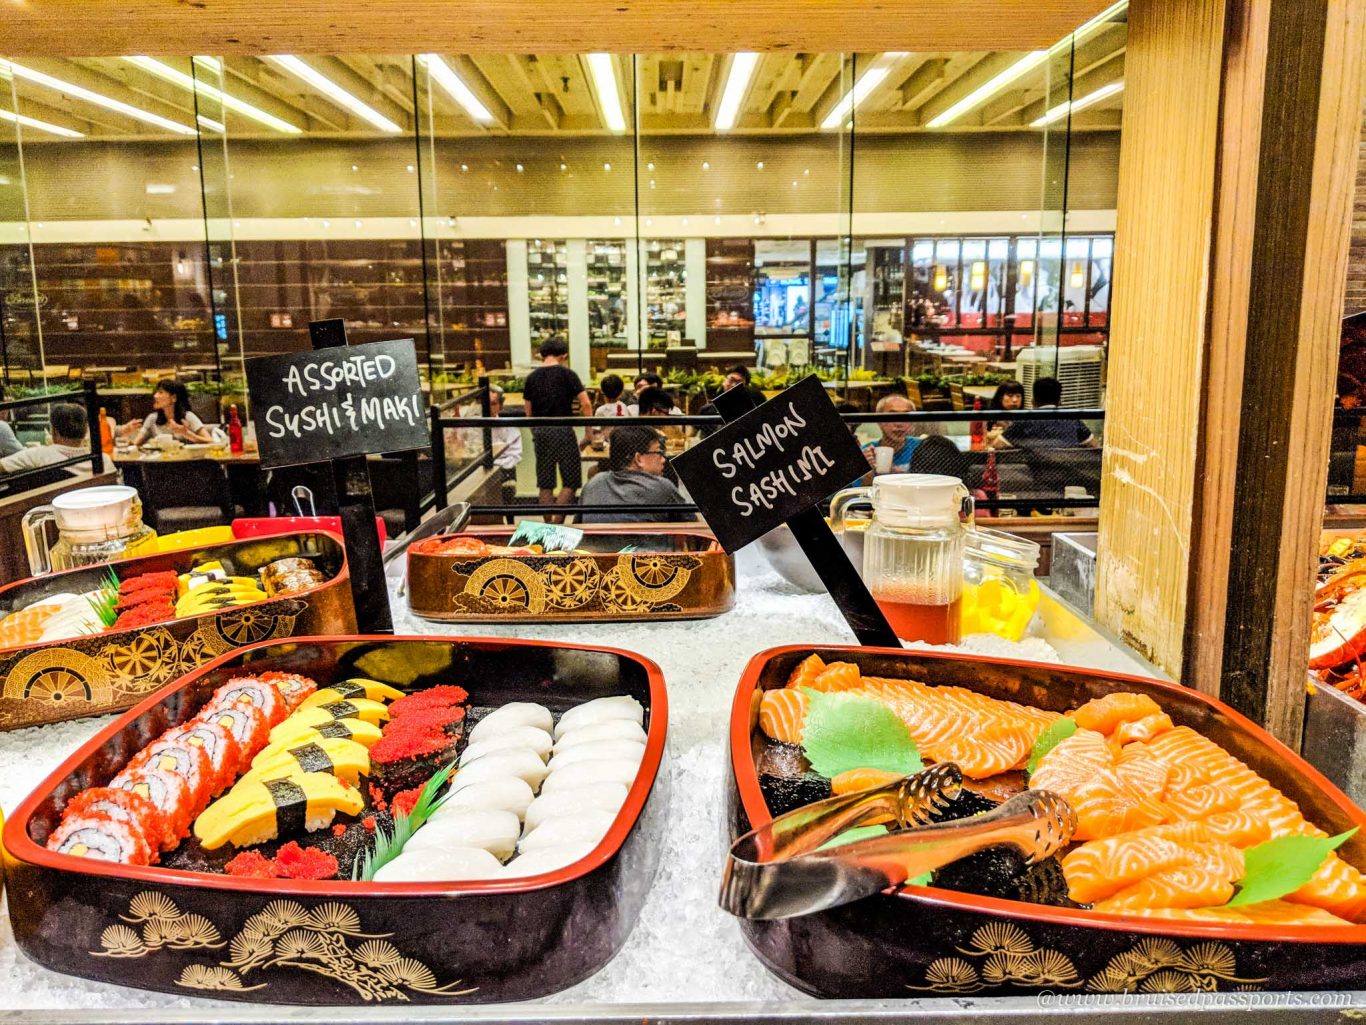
[468,702,553,742]
[459,726,553,765]
[523,783,629,834]
[194,771,363,849]
[372,846,502,883]
[126,737,216,812]
[551,719,647,753]
[199,703,272,772]
[545,740,645,775]
[62,787,163,860]
[553,696,643,740]
[256,671,319,711]
[110,764,195,848]
[301,678,404,708]
[407,808,520,860]
[158,719,242,795]
[203,676,289,727]
[46,813,154,866]
[438,777,535,821]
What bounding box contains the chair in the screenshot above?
[904,381,924,406]
[131,460,235,533]
[948,382,967,411]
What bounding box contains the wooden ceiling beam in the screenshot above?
[3,1,1115,56]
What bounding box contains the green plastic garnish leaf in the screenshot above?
[1225,828,1359,907]
[800,688,922,779]
[353,758,459,882]
[815,824,929,886]
[1026,717,1078,774]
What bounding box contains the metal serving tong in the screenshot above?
[719,763,1077,920]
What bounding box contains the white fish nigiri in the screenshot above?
[546,740,645,775]
[552,719,647,753]
[372,846,503,882]
[450,748,548,792]
[519,811,617,852]
[469,702,553,742]
[408,808,520,860]
[460,727,553,765]
[553,696,643,740]
[502,841,598,877]
[438,777,534,820]
[524,784,628,834]
[539,758,639,794]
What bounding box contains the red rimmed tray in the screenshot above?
[407,525,735,623]
[727,644,1366,997]
[3,635,669,1004]
[0,532,356,732]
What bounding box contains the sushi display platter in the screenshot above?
[0,533,356,732]
[3,635,668,1005]
[406,526,736,623]
[727,645,1366,998]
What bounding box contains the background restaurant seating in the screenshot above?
[129,459,236,533]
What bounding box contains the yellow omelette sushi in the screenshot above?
[244,736,371,787]
[255,717,384,760]
[299,678,404,709]
[266,698,390,745]
[194,771,363,849]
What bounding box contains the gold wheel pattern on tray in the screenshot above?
[208,609,278,652]
[542,558,598,610]
[2,648,110,706]
[614,554,697,605]
[103,628,179,696]
[460,560,547,614]
[174,629,215,674]
[599,567,650,613]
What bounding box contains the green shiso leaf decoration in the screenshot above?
[1225,828,1358,907]
[1026,717,1078,774]
[799,688,922,779]
[353,758,459,882]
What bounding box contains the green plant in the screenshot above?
[959,372,1011,388]
[914,372,946,394]
[3,383,83,400]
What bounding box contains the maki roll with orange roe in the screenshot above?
[109,764,195,849]
[204,676,288,727]
[256,670,318,712]
[117,571,178,595]
[200,703,271,775]
[46,812,155,866]
[159,719,242,796]
[387,685,469,719]
[62,787,163,861]
[127,737,216,811]
[372,688,468,791]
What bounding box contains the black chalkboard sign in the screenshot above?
[670,374,869,552]
[245,338,429,470]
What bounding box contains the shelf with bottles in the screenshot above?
[526,239,569,345]
[705,238,755,346]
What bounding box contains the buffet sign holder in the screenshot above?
[243,319,431,633]
[672,375,899,647]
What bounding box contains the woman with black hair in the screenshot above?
[986,379,1026,446]
[127,378,213,446]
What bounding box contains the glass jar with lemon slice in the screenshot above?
[961,527,1041,641]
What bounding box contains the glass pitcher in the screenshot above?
[830,474,974,644]
[22,485,158,575]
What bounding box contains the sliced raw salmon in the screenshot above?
[0,603,62,648]
[1233,899,1354,927]
[785,653,826,690]
[758,688,808,745]
[1112,712,1175,746]
[1200,810,1273,847]
[1161,781,1239,821]
[1061,827,1193,903]
[831,767,903,795]
[1093,866,1237,914]
[807,662,861,693]
[1070,692,1163,736]
[1030,730,1168,840]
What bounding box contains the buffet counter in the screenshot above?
[0,548,1359,1021]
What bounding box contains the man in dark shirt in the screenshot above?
[522,337,593,516]
[993,376,1099,450]
[580,426,694,523]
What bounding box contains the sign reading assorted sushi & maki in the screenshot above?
[670,374,869,552]
[245,338,429,470]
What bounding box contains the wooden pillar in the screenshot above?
[1097,0,1365,744]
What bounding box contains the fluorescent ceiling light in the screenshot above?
[417,54,494,124]
[820,53,908,130]
[1031,80,1125,126]
[0,106,84,138]
[927,0,1128,128]
[123,56,302,134]
[585,53,626,133]
[714,52,759,131]
[196,114,225,133]
[0,58,195,135]
[265,55,402,133]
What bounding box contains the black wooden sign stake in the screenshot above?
[307,318,392,633]
[704,380,898,648]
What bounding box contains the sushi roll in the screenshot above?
[553,696,643,740]
[158,719,242,796]
[450,749,549,793]
[524,783,629,834]
[372,846,503,883]
[126,737,216,812]
[502,841,597,877]
[546,740,645,775]
[244,736,371,787]
[301,678,404,709]
[438,777,535,821]
[256,671,318,711]
[194,772,363,849]
[267,698,390,744]
[459,726,553,765]
[62,787,163,858]
[387,684,469,719]
[517,811,617,853]
[46,813,154,865]
[110,765,195,849]
[539,758,639,795]
[261,715,383,754]
[407,808,521,860]
[551,719,647,753]
[199,703,271,772]
[468,702,553,743]
[203,677,288,727]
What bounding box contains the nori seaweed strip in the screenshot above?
[329,682,365,700]
[265,779,307,837]
[316,721,357,740]
[319,701,358,720]
[288,743,334,775]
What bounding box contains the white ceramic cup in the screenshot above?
[874,446,895,475]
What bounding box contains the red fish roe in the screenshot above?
[371,704,463,766]
[114,601,175,629]
[332,823,347,838]
[224,850,279,879]
[388,685,470,719]
[275,841,339,880]
[390,786,423,819]
[118,571,178,594]
[361,816,377,831]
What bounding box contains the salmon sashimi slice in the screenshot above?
[1029,729,1112,794]
[1061,829,1192,903]
[1112,712,1175,746]
[831,767,903,795]
[1030,730,1169,839]
[925,720,1040,779]
[1200,810,1273,847]
[1113,742,1172,796]
[1162,782,1240,821]
[785,653,826,690]
[806,662,862,692]
[0,603,62,647]
[1093,866,1238,914]
[1291,855,1366,923]
[1070,692,1163,736]
[758,688,808,745]
[1233,899,1354,927]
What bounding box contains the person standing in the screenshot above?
[522,337,592,516]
